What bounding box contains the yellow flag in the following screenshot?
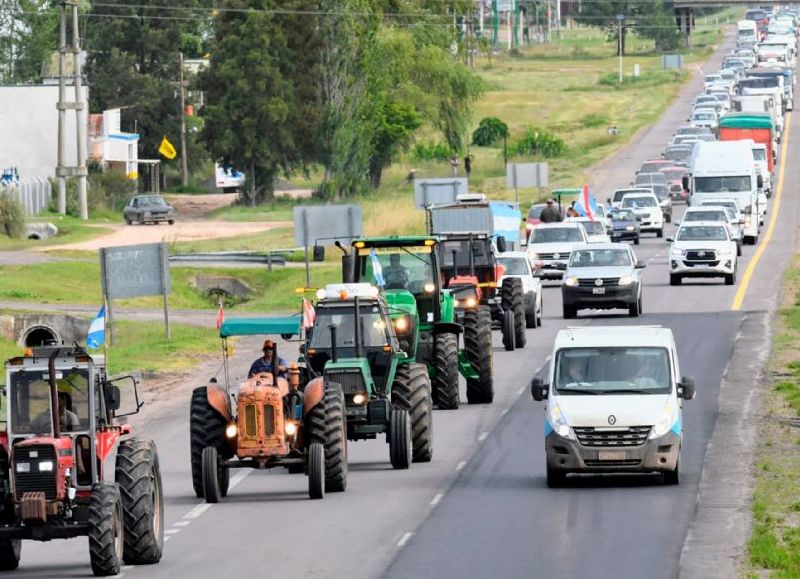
[159,136,177,160]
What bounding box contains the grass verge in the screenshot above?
[0,213,117,251]
[746,261,800,576]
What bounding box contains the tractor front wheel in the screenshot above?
[308,443,325,499]
[501,278,526,348]
[115,438,164,565]
[190,386,228,498]
[0,540,20,571]
[432,333,459,410]
[201,447,223,504]
[501,309,515,351]
[88,483,124,577]
[464,307,494,404]
[307,382,348,493]
[388,408,412,470]
[392,363,433,463]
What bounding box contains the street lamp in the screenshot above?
[616,14,625,84]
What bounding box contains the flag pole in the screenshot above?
[103,296,109,374]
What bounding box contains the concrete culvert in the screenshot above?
[23,326,59,347]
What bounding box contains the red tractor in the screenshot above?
[0,345,163,576]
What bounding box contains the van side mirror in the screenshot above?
[666,237,674,242]
[757,174,764,188]
[606,198,611,205]
[530,377,548,401]
[496,235,507,253]
[635,262,647,269]
[678,376,696,400]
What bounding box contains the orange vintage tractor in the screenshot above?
[190,316,347,501]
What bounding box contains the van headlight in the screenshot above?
[564,277,579,287]
[548,403,574,440]
[626,225,636,231]
[650,402,678,439]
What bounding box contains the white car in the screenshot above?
[530,325,695,487]
[680,205,742,255]
[527,223,589,279]
[608,187,654,209]
[564,217,611,243]
[668,221,738,285]
[620,192,664,237]
[497,251,543,328]
[689,108,719,130]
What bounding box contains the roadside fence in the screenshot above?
[0,178,53,216]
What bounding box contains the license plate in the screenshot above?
[693,264,709,269]
[598,451,626,461]
[592,287,605,295]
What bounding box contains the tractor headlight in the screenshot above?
[38,461,54,472]
[285,421,297,436]
[352,393,367,405]
[15,463,30,473]
[423,283,435,294]
[395,317,409,332]
[464,297,477,308]
[564,276,579,287]
[225,423,238,438]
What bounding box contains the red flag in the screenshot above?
[216,302,225,330]
[302,298,316,329]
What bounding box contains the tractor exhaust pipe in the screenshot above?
[48,348,60,438]
[330,325,338,363]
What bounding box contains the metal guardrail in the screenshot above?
[169,250,297,270]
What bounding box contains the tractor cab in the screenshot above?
[307,284,402,412]
[438,233,505,311]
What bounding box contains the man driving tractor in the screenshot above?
[383,254,409,289]
[248,339,289,379]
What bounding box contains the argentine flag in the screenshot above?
[86,307,106,350]
[370,249,385,288]
[575,184,599,221]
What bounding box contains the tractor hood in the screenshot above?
[323,358,375,395]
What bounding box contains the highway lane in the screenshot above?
[14,38,800,579]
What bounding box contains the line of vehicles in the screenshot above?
[0,9,796,576]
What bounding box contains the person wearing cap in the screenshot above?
[539,199,562,223]
[248,339,289,379]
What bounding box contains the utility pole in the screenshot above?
[616,14,625,84]
[179,53,189,187]
[56,0,88,219]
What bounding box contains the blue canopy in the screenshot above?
[219,316,301,338]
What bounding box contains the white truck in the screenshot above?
[732,94,781,153]
[737,20,758,43]
[686,141,762,245]
[741,86,785,139]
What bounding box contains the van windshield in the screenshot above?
[554,347,671,395]
[753,149,766,161]
[694,176,752,193]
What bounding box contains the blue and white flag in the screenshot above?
[370,249,385,288]
[575,184,599,221]
[86,307,106,349]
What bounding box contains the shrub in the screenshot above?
[507,128,567,158]
[411,141,454,162]
[0,193,27,238]
[471,117,510,147]
[580,113,610,128]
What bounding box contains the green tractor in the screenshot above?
[305,283,433,467]
[337,236,494,410]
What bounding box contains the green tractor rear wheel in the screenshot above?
[307,382,348,492]
[464,307,494,404]
[431,333,459,410]
[501,278,526,349]
[393,363,433,463]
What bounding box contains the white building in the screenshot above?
[88,108,139,177]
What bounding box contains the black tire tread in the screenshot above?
[501,278,526,348]
[388,409,411,470]
[0,540,20,571]
[464,307,494,404]
[190,386,228,498]
[88,483,123,577]
[307,383,348,492]
[392,363,433,463]
[115,438,164,565]
[431,333,459,410]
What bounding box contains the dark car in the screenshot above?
[608,208,640,244]
[561,244,646,318]
[123,194,176,225]
[659,165,689,202]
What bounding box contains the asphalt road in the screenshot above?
[13,34,800,579]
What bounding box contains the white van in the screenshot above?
[737,20,758,43]
[686,141,762,244]
[531,326,695,487]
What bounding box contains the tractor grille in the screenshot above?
[577,277,620,287]
[324,369,366,395]
[573,426,651,447]
[13,445,58,500]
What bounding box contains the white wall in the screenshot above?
[0,85,89,180]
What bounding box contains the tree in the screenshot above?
[574,1,638,56]
[637,2,682,51]
[199,0,310,204]
[0,1,57,84]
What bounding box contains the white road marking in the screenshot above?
[164,536,171,542]
[165,529,181,535]
[173,521,191,527]
[500,408,509,416]
[183,503,212,520]
[228,469,252,490]
[456,461,467,471]
[478,432,489,442]
[516,386,526,395]
[430,493,443,507]
[397,532,413,548]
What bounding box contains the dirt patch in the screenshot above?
[40,220,285,252]
[163,193,238,220]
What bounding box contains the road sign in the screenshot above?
[506,162,549,190]
[294,205,363,287]
[414,178,468,208]
[662,55,683,70]
[100,242,171,342]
